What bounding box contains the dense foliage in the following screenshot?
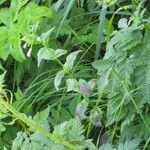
[0,0,149,149]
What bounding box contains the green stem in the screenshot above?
[143,137,150,150]
[0,98,78,150]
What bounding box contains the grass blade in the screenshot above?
[57,0,75,36]
[95,1,107,60]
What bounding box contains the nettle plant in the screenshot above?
[0,0,52,62]
[0,0,149,150]
[0,65,95,149]
[0,72,99,150]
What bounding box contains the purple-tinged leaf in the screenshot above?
[76,99,88,119]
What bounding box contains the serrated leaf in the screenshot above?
[99,143,113,150]
[12,132,25,150]
[12,131,53,150]
[0,27,10,60]
[18,2,53,24]
[118,139,140,150]
[11,42,26,62]
[9,25,26,62]
[33,107,50,130]
[53,117,85,141]
[92,60,113,75]
[54,70,65,91]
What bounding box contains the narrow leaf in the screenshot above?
[57,0,75,36]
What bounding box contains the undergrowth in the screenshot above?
[0,0,149,150]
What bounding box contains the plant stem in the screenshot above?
[0,98,78,150]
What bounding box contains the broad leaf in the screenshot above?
[0,8,10,25]
[76,99,88,119]
[66,79,77,92]
[118,18,128,29]
[9,25,26,62]
[118,139,140,150]
[55,49,67,58]
[0,27,10,60]
[37,48,56,66]
[54,70,65,91]
[37,48,67,66]
[0,123,5,133]
[64,50,82,70]
[18,2,53,24]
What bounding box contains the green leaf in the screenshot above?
[0,72,6,90]
[64,50,82,70]
[12,131,53,150]
[12,132,25,150]
[9,25,26,62]
[55,49,67,58]
[118,18,128,29]
[92,60,113,75]
[0,8,10,25]
[118,139,140,150]
[53,117,85,142]
[57,0,75,35]
[11,42,26,62]
[10,0,22,19]
[66,79,77,92]
[76,99,88,119]
[33,107,50,130]
[54,70,65,91]
[69,95,81,117]
[0,123,5,132]
[66,79,95,95]
[0,27,10,60]
[0,0,6,5]
[37,48,55,66]
[37,48,67,66]
[40,27,55,42]
[99,143,113,150]
[18,2,53,24]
